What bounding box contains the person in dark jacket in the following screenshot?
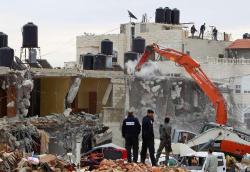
[199,23,206,39]
[191,25,197,38]
[140,109,157,166]
[156,117,172,165]
[122,107,141,163]
[212,27,218,41]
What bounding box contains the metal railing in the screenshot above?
[199,57,250,65]
[185,30,232,41]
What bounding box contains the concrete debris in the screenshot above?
[0,150,76,172]
[63,108,72,117]
[0,112,111,158]
[22,79,34,90]
[151,85,161,93]
[0,123,39,152]
[0,150,23,171]
[129,77,215,135]
[1,80,6,90]
[38,129,50,154]
[16,71,33,117]
[6,101,15,108]
[89,159,188,172]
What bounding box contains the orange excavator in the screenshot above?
[135,43,250,157]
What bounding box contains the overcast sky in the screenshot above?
[1,0,250,66]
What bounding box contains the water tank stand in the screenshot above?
[20,47,41,64]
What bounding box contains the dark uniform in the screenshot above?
[140,115,156,166]
[122,114,141,163]
[199,24,206,39]
[213,28,218,41]
[191,25,197,38]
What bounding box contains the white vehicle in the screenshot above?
[180,152,226,172]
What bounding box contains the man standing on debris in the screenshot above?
[122,107,141,163]
[204,148,218,172]
[141,109,157,166]
[191,25,197,38]
[199,23,206,39]
[156,117,172,165]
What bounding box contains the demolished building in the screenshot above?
[75,20,250,146]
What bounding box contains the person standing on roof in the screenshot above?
[199,23,206,39]
[156,117,172,165]
[212,27,218,41]
[191,25,197,38]
[140,109,157,166]
[204,148,218,172]
[122,107,141,163]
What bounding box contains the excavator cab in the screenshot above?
[200,122,224,133]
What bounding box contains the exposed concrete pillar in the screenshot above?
[65,77,82,109]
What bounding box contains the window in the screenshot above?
[177,132,196,143]
[235,90,241,93]
[235,85,241,93]
[218,54,224,58]
[217,156,224,166]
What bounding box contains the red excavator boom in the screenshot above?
[135,44,228,125]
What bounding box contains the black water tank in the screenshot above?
[133,36,145,54]
[124,51,138,64]
[164,7,172,24]
[101,39,113,55]
[82,53,94,70]
[155,7,165,23]
[0,47,14,67]
[0,32,8,48]
[93,53,106,70]
[22,22,38,48]
[171,8,180,24]
[243,33,250,39]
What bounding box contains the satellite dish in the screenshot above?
[128,10,137,22]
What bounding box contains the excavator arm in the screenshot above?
[135,43,227,125]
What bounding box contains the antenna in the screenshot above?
[142,13,149,23]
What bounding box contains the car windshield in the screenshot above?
[181,156,206,170]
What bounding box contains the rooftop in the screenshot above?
[227,39,250,49]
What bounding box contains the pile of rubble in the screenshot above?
[0,150,76,171]
[89,159,188,172]
[0,112,112,171]
[0,119,40,153]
